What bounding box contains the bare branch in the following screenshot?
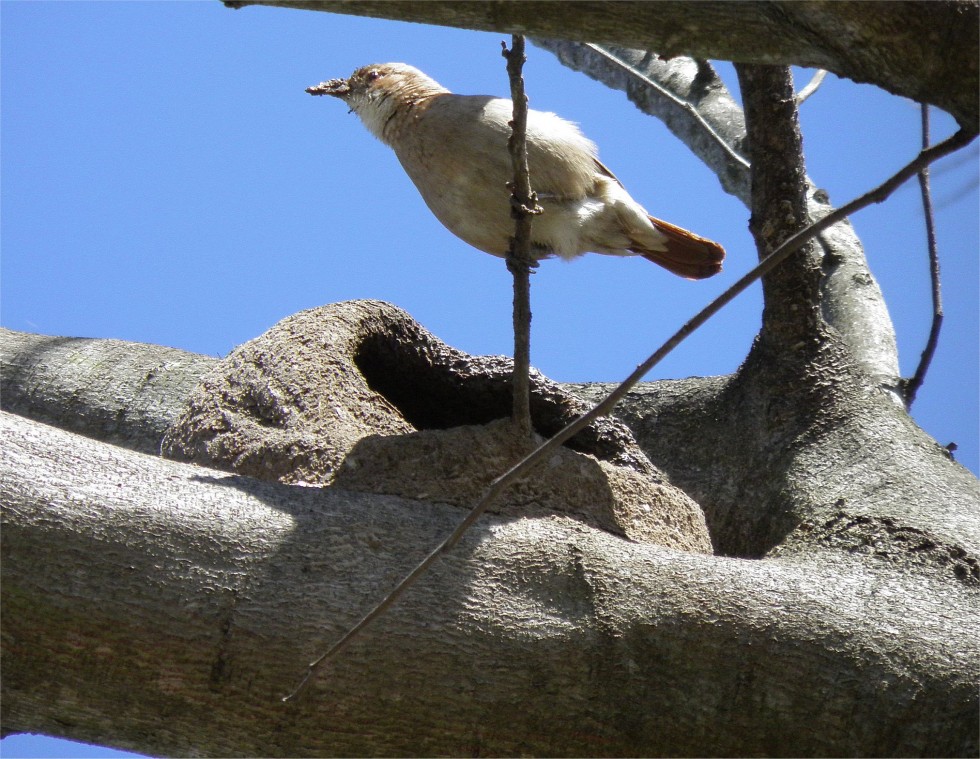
[904,104,945,408]
[502,35,541,439]
[795,69,828,105]
[284,38,545,699]
[533,39,751,201]
[581,44,749,174]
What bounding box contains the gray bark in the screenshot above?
[0,329,215,456]
[2,410,976,757]
[2,304,978,756]
[532,42,903,397]
[223,0,980,131]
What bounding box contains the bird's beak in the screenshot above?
[305,78,351,98]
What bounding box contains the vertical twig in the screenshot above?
[904,104,944,408]
[502,35,541,439]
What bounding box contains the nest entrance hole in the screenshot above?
[354,329,515,431]
[352,321,636,468]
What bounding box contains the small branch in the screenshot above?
[281,124,975,704]
[502,34,542,439]
[508,256,534,438]
[533,39,753,202]
[904,104,944,408]
[581,44,750,172]
[795,69,828,105]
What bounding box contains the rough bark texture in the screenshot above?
[532,42,903,395]
[160,301,653,481]
[2,305,978,757]
[2,411,977,757]
[224,0,980,130]
[0,329,215,455]
[566,373,980,567]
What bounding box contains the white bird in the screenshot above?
[307,63,725,279]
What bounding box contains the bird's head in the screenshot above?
[306,63,448,143]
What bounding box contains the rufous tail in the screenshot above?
[632,216,725,280]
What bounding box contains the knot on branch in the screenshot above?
[507,188,544,218]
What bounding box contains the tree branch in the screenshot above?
[0,328,216,454]
[737,64,815,337]
[533,40,751,201]
[224,0,979,130]
[502,35,541,439]
[795,68,828,105]
[3,411,977,756]
[904,104,944,408]
[535,41,904,391]
[579,43,749,177]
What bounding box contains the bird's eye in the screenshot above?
[366,69,382,82]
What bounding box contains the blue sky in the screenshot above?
[1,2,977,757]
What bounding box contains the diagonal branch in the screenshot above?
[795,69,828,105]
[580,43,749,175]
[533,39,751,201]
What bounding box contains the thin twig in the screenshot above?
[503,35,541,439]
[582,43,750,171]
[281,124,975,705]
[533,39,751,201]
[904,104,944,408]
[795,69,828,105]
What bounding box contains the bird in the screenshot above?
[306,63,724,279]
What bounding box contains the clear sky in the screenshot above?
[1,2,977,757]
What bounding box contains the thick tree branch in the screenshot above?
[0,328,216,454]
[737,64,816,340]
[534,41,751,201]
[273,116,978,687]
[3,4,979,753]
[223,0,980,130]
[2,411,977,756]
